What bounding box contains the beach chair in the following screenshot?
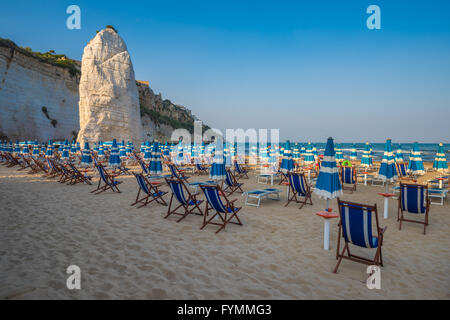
[334,199,386,273]
[57,163,74,183]
[396,162,415,181]
[200,184,243,234]
[67,163,92,185]
[243,188,281,208]
[340,167,357,193]
[131,173,168,208]
[195,163,208,175]
[168,163,190,181]
[397,183,430,234]
[234,160,249,179]
[164,178,203,222]
[223,169,244,196]
[285,173,313,209]
[91,164,123,194]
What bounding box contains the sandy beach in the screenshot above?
[0,163,448,300]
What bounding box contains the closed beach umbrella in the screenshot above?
[433,143,448,172]
[378,139,398,184]
[143,141,152,163]
[149,142,163,175]
[304,142,315,165]
[300,144,306,158]
[408,142,425,175]
[280,140,294,173]
[312,144,318,161]
[81,142,92,167]
[70,141,77,154]
[119,140,127,159]
[32,141,40,156]
[395,144,404,163]
[350,144,357,160]
[22,142,30,155]
[335,143,344,162]
[210,137,226,181]
[292,143,300,160]
[224,142,232,167]
[45,140,54,157]
[13,141,21,155]
[76,142,80,153]
[314,137,343,209]
[61,139,70,161]
[98,141,105,158]
[361,142,373,167]
[109,139,121,168]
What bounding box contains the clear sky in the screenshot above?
[1,0,449,143]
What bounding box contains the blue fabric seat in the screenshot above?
[398,183,430,234]
[164,178,203,222]
[286,173,312,209]
[334,199,386,273]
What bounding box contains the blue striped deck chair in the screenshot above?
[396,162,415,181]
[169,164,190,181]
[234,160,249,179]
[200,184,242,234]
[131,173,168,208]
[68,163,92,185]
[285,173,313,209]
[57,162,73,183]
[223,169,244,196]
[334,199,386,273]
[397,183,430,234]
[91,163,122,194]
[195,163,208,175]
[164,178,203,222]
[139,159,150,175]
[340,167,357,193]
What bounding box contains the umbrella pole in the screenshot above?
[326,198,329,211]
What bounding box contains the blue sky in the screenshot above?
[1,0,449,142]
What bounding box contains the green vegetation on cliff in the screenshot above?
[0,38,80,77]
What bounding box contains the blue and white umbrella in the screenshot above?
[210,137,226,181]
[304,142,315,165]
[335,143,344,162]
[378,139,398,184]
[224,142,232,167]
[300,145,306,158]
[350,144,357,160]
[119,140,127,159]
[408,142,425,175]
[81,142,92,167]
[143,141,152,163]
[22,142,30,155]
[280,140,294,174]
[98,141,105,158]
[13,141,21,155]
[45,140,54,157]
[32,141,40,156]
[395,144,404,163]
[140,142,146,155]
[360,142,373,167]
[433,143,448,172]
[109,139,121,168]
[76,142,80,153]
[149,142,163,175]
[125,142,132,157]
[314,137,343,209]
[61,139,70,161]
[312,144,318,161]
[70,141,77,154]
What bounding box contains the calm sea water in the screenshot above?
[240,143,450,163]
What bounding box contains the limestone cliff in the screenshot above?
[0,37,208,142]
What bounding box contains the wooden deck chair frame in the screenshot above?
[168,163,191,181]
[334,198,386,273]
[67,163,92,185]
[91,163,123,194]
[223,168,244,196]
[285,173,313,209]
[195,163,208,175]
[340,166,357,193]
[234,160,249,179]
[396,162,415,181]
[200,184,243,234]
[397,183,430,234]
[164,178,203,222]
[131,173,168,208]
[32,157,50,175]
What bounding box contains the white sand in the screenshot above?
[0,164,449,299]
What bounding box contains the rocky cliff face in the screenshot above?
[78,28,143,146]
[0,37,207,143]
[0,42,80,141]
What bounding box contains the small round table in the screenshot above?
[437,177,445,189]
[362,172,369,186]
[378,192,395,219]
[316,211,339,250]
